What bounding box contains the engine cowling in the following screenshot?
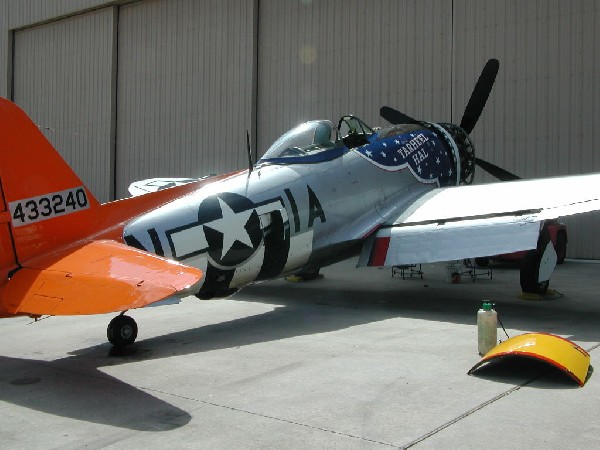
[438,123,476,185]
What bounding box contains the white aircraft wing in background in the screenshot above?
[359,173,600,267]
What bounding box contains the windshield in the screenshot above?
[261,120,340,160]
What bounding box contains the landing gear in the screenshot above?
[286,268,323,282]
[520,250,550,295]
[107,314,138,347]
[519,224,557,295]
[293,268,322,281]
[555,232,567,264]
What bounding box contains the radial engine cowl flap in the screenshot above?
[468,333,590,387]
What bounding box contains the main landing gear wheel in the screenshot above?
[107,315,138,347]
[520,224,556,295]
[520,250,550,295]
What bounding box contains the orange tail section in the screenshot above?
[0,97,205,318]
[0,97,101,267]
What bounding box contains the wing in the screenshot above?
[359,173,600,266]
[1,240,202,316]
[128,177,202,196]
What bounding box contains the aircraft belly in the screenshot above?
[229,244,266,288]
[282,230,314,273]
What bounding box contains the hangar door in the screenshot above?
[12,8,115,202]
[452,0,600,258]
[116,0,255,198]
[256,0,453,153]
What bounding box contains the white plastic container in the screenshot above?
[477,301,498,356]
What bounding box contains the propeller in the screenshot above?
[474,157,520,182]
[379,106,418,126]
[459,58,499,134]
[380,58,520,182]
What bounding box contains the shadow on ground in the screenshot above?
[1,260,598,429]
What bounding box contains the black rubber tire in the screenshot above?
[293,268,321,280]
[520,224,553,295]
[107,315,138,347]
[520,249,550,294]
[555,232,567,264]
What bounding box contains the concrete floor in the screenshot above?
[1,258,599,449]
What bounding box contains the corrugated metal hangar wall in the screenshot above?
[0,0,599,258]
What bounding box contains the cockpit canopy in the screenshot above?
[260,120,340,160]
[258,116,374,165]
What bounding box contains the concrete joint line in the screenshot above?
[140,386,397,448]
[401,340,600,448]
[400,373,547,449]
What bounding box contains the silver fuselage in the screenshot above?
[124,124,459,298]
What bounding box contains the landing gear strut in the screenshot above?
[107,314,138,347]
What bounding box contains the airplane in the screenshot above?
[1,59,599,348]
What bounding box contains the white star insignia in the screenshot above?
[381,151,387,158]
[436,157,440,164]
[366,150,372,157]
[417,165,422,174]
[203,198,255,260]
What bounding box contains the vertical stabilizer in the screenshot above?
[0,98,100,265]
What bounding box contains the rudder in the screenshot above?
[0,97,100,265]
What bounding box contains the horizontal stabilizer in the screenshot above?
[1,240,202,316]
[128,178,199,197]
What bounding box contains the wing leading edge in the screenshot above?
[359,173,600,266]
[1,240,202,316]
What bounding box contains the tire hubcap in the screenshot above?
[121,325,133,339]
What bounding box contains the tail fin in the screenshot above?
[0,97,100,266]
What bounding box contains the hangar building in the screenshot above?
[0,0,599,258]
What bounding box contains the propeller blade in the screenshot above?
[475,157,520,181]
[380,106,419,125]
[460,59,500,134]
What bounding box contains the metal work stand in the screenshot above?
[461,258,492,282]
[392,264,423,280]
